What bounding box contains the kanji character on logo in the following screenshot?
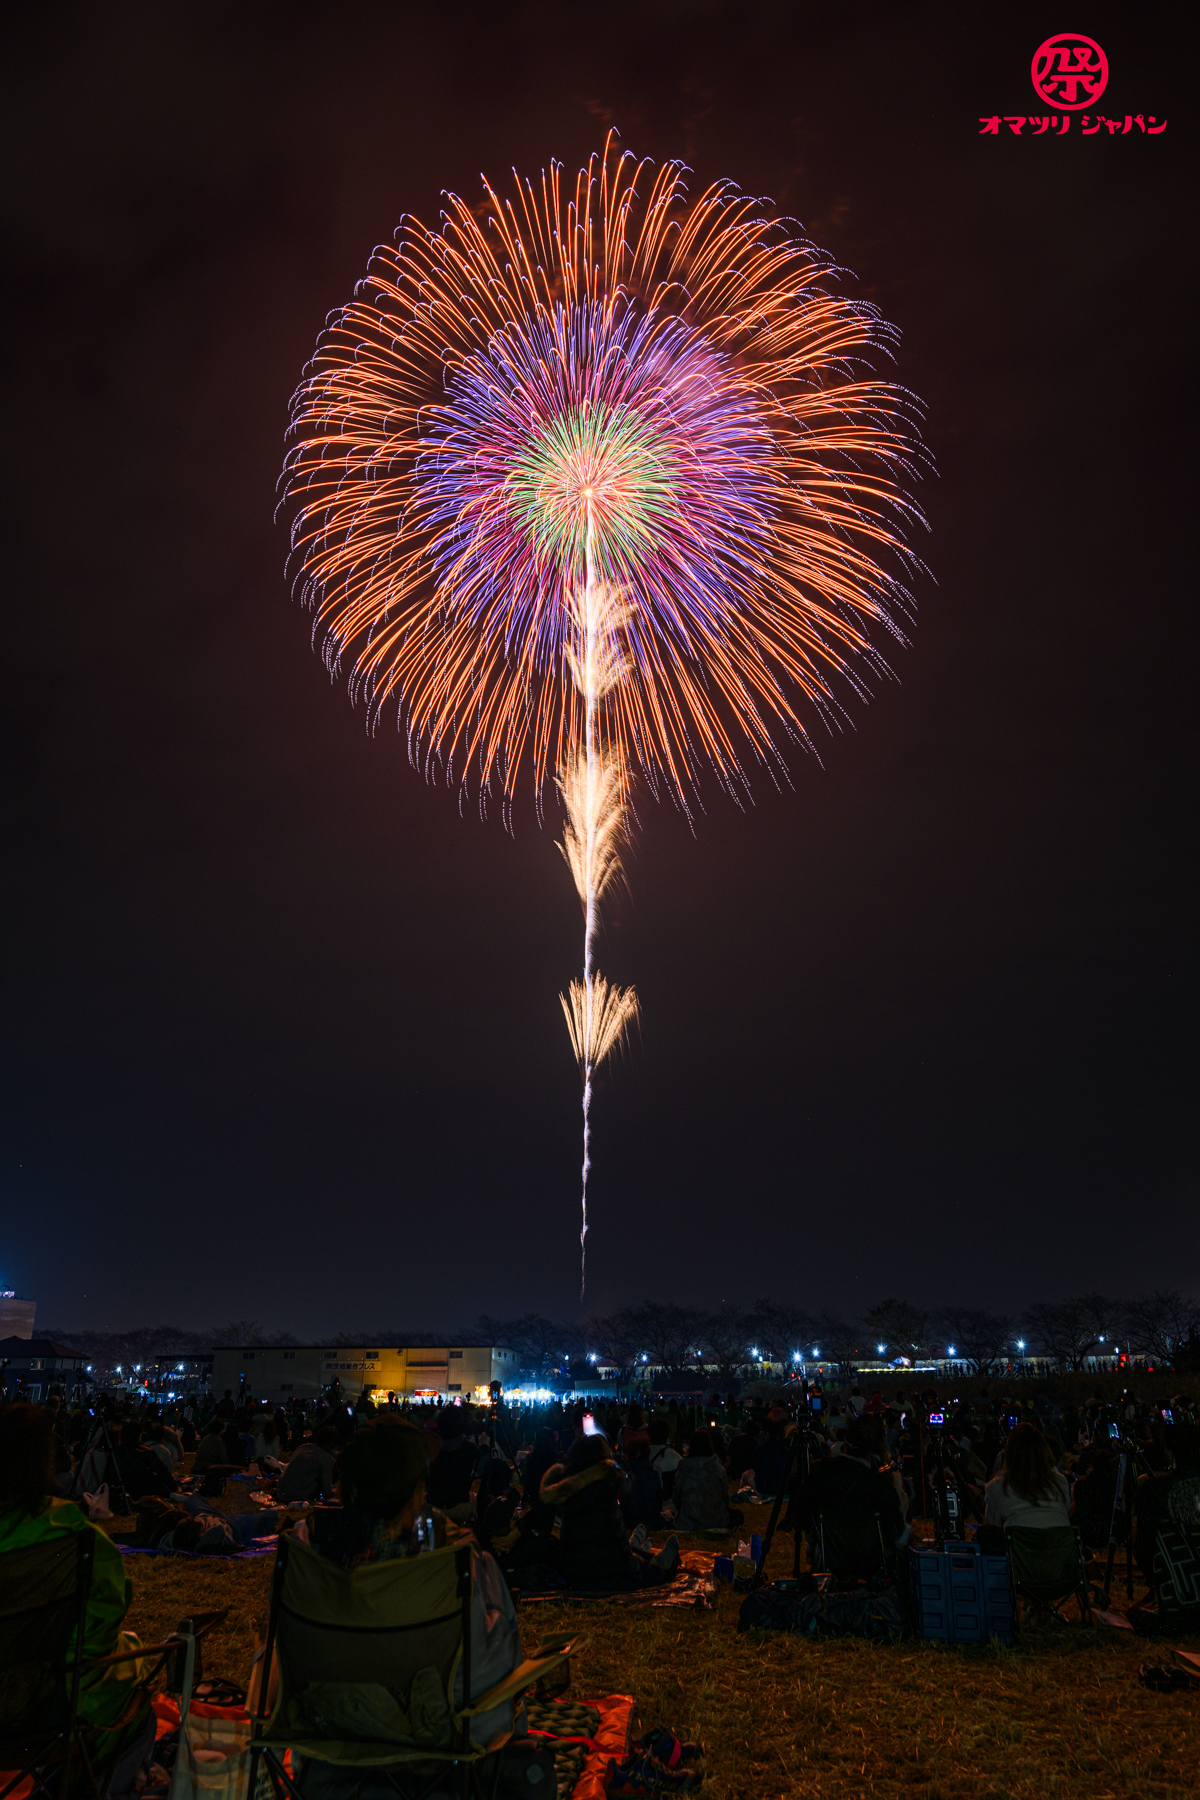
[1031,33,1109,110]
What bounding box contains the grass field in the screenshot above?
[108,1493,1200,1800]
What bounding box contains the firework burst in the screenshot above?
[284,134,927,1294]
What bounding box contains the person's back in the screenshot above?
[802,1437,905,1576]
[752,1426,789,1498]
[542,1436,635,1587]
[725,1426,758,1486]
[277,1429,339,1502]
[983,1422,1071,1533]
[621,1443,664,1530]
[290,1421,521,1748]
[193,1424,231,1472]
[114,1423,174,1501]
[672,1432,731,1531]
[425,1429,477,1512]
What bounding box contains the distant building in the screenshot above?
[150,1352,215,1399]
[0,1336,87,1402]
[208,1343,520,1405]
[0,1293,36,1339]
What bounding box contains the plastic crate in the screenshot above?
[910,1540,1014,1644]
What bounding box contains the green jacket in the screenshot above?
[0,1498,145,1727]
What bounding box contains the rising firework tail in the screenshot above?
[283,133,929,1294]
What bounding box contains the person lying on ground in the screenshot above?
[275,1425,339,1503]
[670,1430,743,1532]
[0,1404,152,1764]
[540,1433,680,1589]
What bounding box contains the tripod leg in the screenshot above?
[754,1438,801,1582]
[1103,1450,1127,1595]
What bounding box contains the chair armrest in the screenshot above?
[84,1610,230,1672]
[85,1638,182,1672]
[458,1638,588,1719]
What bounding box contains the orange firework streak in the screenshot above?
[283,134,928,1294]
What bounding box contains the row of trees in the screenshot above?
[471,1291,1200,1380]
[46,1290,1200,1382]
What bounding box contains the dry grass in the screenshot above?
[107,1500,1200,1799]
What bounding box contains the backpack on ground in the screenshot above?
[739,1576,909,1643]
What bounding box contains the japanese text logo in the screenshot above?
[1031,33,1108,110]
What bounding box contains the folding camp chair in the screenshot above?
[1005,1526,1092,1626]
[0,1529,226,1800]
[811,1510,891,1585]
[251,1530,584,1800]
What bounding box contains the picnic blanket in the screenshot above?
[527,1694,634,1800]
[520,1548,717,1610]
[115,1540,278,1561]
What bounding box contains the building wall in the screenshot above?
[208,1344,520,1404]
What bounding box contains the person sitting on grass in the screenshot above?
[254,1411,287,1464]
[113,1421,176,1502]
[192,1418,233,1473]
[620,1439,666,1533]
[648,1419,682,1502]
[669,1430,743,1533]
[620,1402,651,1456]
[751,1421,790,1500]
[540,1433,680,1589]
[800,1418,908,1577]
[0,1405,151,1772]
[424,1413,478,1516]
[276,1424,339,1503]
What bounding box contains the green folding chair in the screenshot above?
[1005,1526,1092,1626]
[251,1530,584,1800]
[0,1529,225,1800]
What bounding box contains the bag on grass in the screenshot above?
[168,1702,253,1800]
[1153,1520,1200,1620]
[81,1484,112,1522]
[739,1577,909,1644]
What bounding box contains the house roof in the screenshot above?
[0,1337,86,1359]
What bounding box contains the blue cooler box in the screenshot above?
[910,1540,1014,1644]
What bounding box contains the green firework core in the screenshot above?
[508,401,681,578]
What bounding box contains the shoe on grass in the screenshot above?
[607,1752,702,1793]
[652,1534,681,1577]
[629,1523,649,1552]
[636,1726,704,1770]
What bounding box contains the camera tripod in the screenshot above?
[1103,1431,1158,1599]
[68,1414,130,1514]
[753,1423,822,1583]
[920,1428,978,1543]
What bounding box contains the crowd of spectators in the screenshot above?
[3,1372,1198,1775]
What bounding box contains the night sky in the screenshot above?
[4,3,1193,1336]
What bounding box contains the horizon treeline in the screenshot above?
[42,1289,1200,1379]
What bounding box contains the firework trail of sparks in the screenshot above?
[283,135,928,1297]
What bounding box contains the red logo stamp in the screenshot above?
[1031,33,1109,110]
